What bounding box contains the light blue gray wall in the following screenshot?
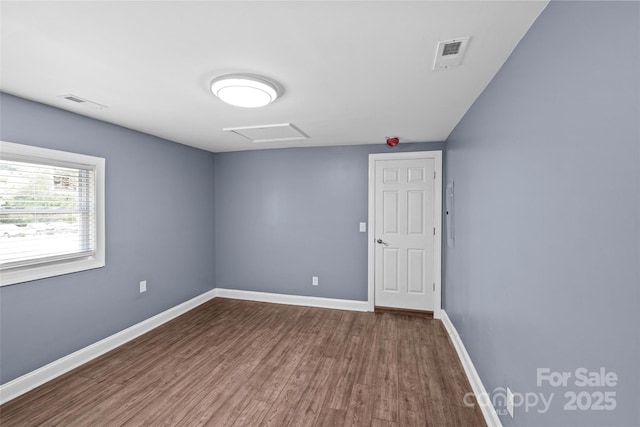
[444,2,639,426]
[0,93,217,384]
[0,91,442,384]
[214,142,443,301]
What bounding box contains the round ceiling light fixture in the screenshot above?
[210,74,279,108]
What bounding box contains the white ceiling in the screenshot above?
[0,1,548,153]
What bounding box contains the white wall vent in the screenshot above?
[223,123,309,143]
[57,94,107,110]
[433,37,470,70]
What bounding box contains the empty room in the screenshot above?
[0,1,638,426]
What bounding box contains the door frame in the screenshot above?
[367,150,443,318]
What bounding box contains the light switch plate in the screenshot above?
[140,280,147,293]
[359,222,367,232]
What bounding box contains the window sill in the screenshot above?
[0,256,105,287]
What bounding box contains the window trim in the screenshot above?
[0,141,105,286]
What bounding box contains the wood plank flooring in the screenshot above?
[0,298,486,426]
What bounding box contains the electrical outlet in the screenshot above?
[312,276,319,286]
[506,387,514,418]
[139,280,147,293]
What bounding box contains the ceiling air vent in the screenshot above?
[63,95,85,103]
[58,94,107,110]
[433,37,470,70]
[442,42,462,56]
[223,123,309,143]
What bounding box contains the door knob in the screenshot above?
[376,239,389,246]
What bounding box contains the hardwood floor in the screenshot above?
[373,306,434,319]
[0,298,486,426]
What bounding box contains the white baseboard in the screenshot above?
[0,289,218,405]
[214,288,370,312]
[0,288,369,405]
[440,310,503,427]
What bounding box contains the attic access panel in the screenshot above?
[223,123,309,143]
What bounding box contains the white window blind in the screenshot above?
[0,141,105,286]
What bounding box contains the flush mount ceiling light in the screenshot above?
[210,74,279,108]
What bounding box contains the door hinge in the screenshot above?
[433,227,436,235]
[434,171,436,179]
[433,283,435,291]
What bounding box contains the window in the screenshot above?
[0,141,105,286]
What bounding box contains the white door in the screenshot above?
[373,156,437,311]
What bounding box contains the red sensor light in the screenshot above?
[386,137,400,147]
